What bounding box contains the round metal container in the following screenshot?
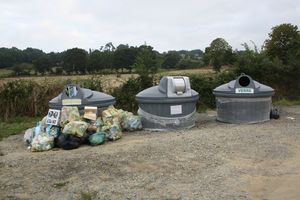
[213,74,274,124]
[48,84,115,110]
[136,76,199,130]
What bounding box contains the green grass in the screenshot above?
[0,116,41,141]
[0,68,13,78]
[274,98,300,106]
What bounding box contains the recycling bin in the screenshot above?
[49,84,115,110]
[136,76,199,130]
[213,74,274,123]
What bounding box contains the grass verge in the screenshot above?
[274,99,300,106]
[0,116,41,141]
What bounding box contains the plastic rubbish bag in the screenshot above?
[87,117,103,133]
[60,106,80,127]
[102,106,142,131]
[34,122,42,136]
[41,116,48,126]
[102,106,121,125]
[25,116,49,147]
[57,134,82,150]
[120,111,142,131]
[123,115,142,131]
[31,133,54,152]
[89,132,106,146]
[270,107,280,119]
[102,123,122,141]
[62,121,88,137]
[24,128,35,146]
[46,126,60,138]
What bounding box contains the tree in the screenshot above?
[23,48,45,63]
[48,52,63,68]
[88,50,114,73]
[134,45,160,77]
[113,45,138,73]
[264,23,300,64]
[62,48,88,74]
[33,55,51,75]
[190,49,203,59]
[133,45,160,88]
[203,38,233,72]
[162,52,181,69]
[0,47,24,68]
[11,63,33,76]
[88,50,102,73]
[100,42,115,52]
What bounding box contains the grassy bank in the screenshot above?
[0,116,41,141]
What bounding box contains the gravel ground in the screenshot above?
[0,106,300,200]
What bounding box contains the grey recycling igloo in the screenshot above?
[136,76,199,130]
[49,84,115,110]
[213,74,274,124]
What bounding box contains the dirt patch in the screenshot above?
[242,142,300,200]
[0,106,300,199]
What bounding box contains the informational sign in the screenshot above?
[46,109,61,126]
[62,99,82,105]
[170,105,182,115]
[235,88,254,94]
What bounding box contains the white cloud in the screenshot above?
[0,0,299,52]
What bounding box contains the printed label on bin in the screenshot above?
[235,88,254,94]
[46,109,61,126]
[170,105,182,115]
[62,99,82,105]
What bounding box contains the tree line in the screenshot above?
[0,43,203,76]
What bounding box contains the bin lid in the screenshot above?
[136,76,199,103]
[213,74,274,97]
[48,84,115,109]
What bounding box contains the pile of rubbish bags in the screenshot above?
[24,106,142,152]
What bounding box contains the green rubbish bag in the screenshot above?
[60,106,81,127]
[121,112,142,131]
[89,132,106,146]
[31,133,54,152]
[101,123,122,141]
[62,121,88,137]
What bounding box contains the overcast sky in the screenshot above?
[0,0,299,53]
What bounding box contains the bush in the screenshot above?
[0,80,62,120]
[176,59,204,69]
[189,71,236,110]
[72,76,103,92]
[233,48,300,100]
[111,77,153,113]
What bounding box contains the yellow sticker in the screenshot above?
[62,99,82,105]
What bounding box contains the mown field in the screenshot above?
[0,67,215,91]
[0,74,135,92]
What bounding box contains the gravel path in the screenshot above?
[0,106,300,200]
